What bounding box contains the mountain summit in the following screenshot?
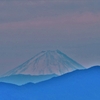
[2,50,85,77]
[0,50,85,85]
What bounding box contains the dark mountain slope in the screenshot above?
[0,66,100,100]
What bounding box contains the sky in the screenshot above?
[0,0,100,75]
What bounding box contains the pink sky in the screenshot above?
[0,0,100,75]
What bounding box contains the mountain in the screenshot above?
[0,66,100,100]
[0,74,56,85]
[2,50,85,77]
[0,50,85,85]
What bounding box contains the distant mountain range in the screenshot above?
[0,74,56,85]
[0,50,85,85]
[0,66,100,100]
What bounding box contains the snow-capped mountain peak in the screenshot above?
[2,50,85,77]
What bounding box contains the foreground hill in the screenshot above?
[0,66,100,100]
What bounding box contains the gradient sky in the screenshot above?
[0,0,100,75]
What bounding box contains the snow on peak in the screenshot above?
[3,50,85,77]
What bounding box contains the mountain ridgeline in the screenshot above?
[0,66,100,100]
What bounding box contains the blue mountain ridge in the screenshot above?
[0,66,100,100]
[0,74,56,85]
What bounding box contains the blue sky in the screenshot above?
[0,0,100,75]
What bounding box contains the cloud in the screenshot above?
[0,12,100,31]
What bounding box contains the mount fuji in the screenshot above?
[0,50,85,85]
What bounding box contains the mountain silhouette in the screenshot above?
[0,66,100,100]
[0,74,56,85]
[0,50,85,85]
